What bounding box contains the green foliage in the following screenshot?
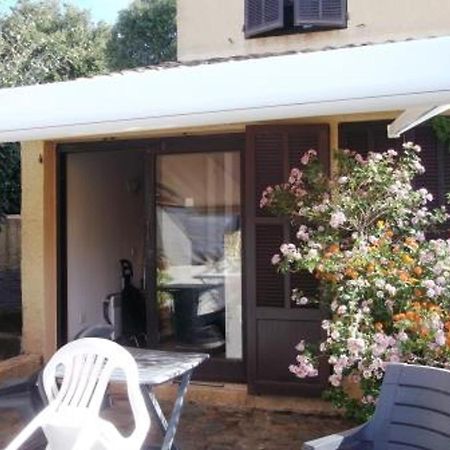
[0,143,20,215]
[0,0,110,88]
[432,116,450,145]
[0,0,112,219]
[107,0,176,70]
[265,144,450,422]
[0,0,178,220]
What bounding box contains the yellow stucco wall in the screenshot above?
[177,0,450,61]
[21,141,57,360]
[21,142,46,355]
[20,113,396,358]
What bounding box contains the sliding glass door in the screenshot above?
[153,150,242,363]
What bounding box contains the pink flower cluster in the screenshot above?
[259,149,319,211]
[289,354,318,378]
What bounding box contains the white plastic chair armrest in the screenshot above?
[302,425,367,450]
[123,375,151,447]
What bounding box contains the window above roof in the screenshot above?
[245,0,347,39]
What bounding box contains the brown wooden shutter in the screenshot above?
[339,121,404,157]
[245,0,284,38]
[246,124,330,395]
[254,130,284,217]
[294,0,347,28]
[339,121,449,236]
[413,125,442,209]
[255,223,285,307]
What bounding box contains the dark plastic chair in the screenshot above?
[0,324,114,421]
[303,363,450,450]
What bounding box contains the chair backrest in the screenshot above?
[43,338,141,414]
[73,324,114,340]
[5,338,150,450]
[365,363,450,450]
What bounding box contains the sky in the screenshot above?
[0,0,133,23]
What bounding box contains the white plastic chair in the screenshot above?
[5,337,151,450]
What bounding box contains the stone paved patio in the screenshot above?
[0,399,352,449]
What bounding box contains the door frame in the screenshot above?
[56,133,247,382]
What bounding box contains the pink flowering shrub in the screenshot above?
[261,142,450,422]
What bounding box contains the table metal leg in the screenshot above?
[141,369,193,450]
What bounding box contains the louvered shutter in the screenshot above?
[246,124,330,395]
[294,0,347,28]
[251,125,329,308]
[252,129,286,307]
[413,126,442,209]
[339,121,404,158]
[245,0,284,38]
[413,125,449,237]
[255,224,285,307]
[339,121,449,236]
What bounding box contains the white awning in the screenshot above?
[388,104,450,138]
[0,36,450,143]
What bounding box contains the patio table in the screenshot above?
[117,347,209,450]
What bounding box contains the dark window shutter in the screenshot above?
[246,125,330,395]
[288,127,330,174]
[294,0,347,28]
[254,131,284,216]
[443,144,450,202]
[289,226,320,307]
[413,125,442,209]
[339,121,449,236]
[255,224,285,307]
[248,124,329,309]
[245,0,284,38]
[339,121,404,158]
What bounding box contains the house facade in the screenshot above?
[5,0,450,395]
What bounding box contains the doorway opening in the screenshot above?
[60,135,245,382]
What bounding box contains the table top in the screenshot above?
[114,347,209,386]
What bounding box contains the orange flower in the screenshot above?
[325,273,338,283]
[413,266,423,277]
[344,268,358,279]
[406,311,418,321]
[367,263,375,273]
[374,322,384,331]
[420,327,429,337]
[393,313,406,321]
[405,237,418,249]
[328,244,340,254]
[398,271,410,282]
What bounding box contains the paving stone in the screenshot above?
[0,397,353,449]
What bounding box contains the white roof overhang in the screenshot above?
[388,104,450,138]
[0,36,450,143]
